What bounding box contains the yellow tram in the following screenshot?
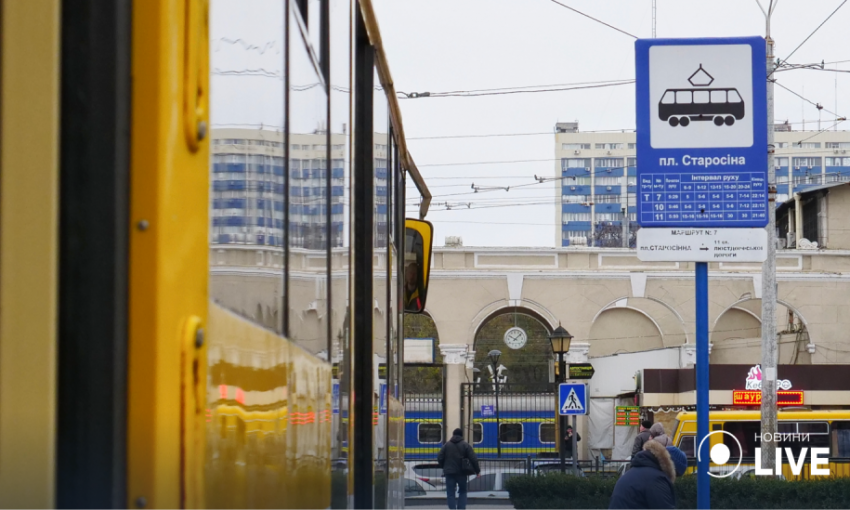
[0,0,431,508]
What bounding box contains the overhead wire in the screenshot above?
[780,0,848,68]
[546,0,639,39]
[398,80,634,99]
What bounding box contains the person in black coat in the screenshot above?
[631,420,653,456]
[437,428,480,510]
[609,440,678,509]
[563,425,581,459]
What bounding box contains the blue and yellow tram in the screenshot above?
[0,1,432,508]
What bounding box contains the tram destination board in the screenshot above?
[635,36,767,228]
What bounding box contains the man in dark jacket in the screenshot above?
[563,425,581,459]
[437,428,480,510]
[631,420,653,456]
[609,440,677,509]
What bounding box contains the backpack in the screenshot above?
[452,441,476,476]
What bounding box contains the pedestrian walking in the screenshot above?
[437,428,480,510]
[648,422,672,447]
[631,420,653,456]
[608,440,678,509]
[563,425,582,459]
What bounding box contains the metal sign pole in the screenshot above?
[696,262,710,509]
[558,355,566,473]
[571,415,578,477]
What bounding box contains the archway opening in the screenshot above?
[711,300,811,364]
[588,307,664,357]
[472,307,554,391]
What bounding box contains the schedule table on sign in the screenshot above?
[638,172,767,226]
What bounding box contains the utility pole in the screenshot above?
[760,0,779,474]
[652,0,657,38]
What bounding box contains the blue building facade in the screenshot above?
[210,130,355,249]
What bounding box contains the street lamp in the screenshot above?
[623,181,636,248]
[549,325,574,474]
[489,349,502,458]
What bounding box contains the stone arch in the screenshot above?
[592,296,690,344]
[588,307,664,357]
[711,298,812,365]
[471,305,557,389]
[467,299,558,345]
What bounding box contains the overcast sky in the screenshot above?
[373,0,850,247]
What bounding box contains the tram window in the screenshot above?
[710,90,726,103]
[418,423,442,444]
[728,90,742,103]
[724,421,760,458]
[798,422,829,435]
[500,423,523,443]
[676,91,692,104]
[833,422,850,456]
[473,423,483,444]
[661,91,675,104]
[540,423,556,444]
[778,422,796,434]
[678,435,695,457]
[693,90,710,103]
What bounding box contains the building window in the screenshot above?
[561,143,590,150]
[562,158,591,170]
[792,157,821,168]
[563,213,591,222]
[562,195,589,203]
[775,142,789,148]
[627,157,637,168]
[826,157,850,166]
[596,213,618,221]
[499,423,523,443]
[775,157,789,167]
[418,423,442,444]
[826,142,850,149]
[627,143,636,150]
[595,195,620,203]
[595,143,624,150]
[563,176,591,185]
[595,158,624,168]
[797,142,821,149]
[595,176,622,186]
[539,423,556,444]
[562,230,588,240]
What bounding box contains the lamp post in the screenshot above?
[622,181,635,248]
[549,325,573,474]
[488,349,502,458]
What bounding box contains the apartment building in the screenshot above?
[555,121,850,247]
[210,127,390,249]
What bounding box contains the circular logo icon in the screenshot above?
[697,430,743,478]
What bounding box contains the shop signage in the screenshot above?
[744,364,792,390]
[732,390,804,406]
[615,406,642,426]
[568,363,595,379]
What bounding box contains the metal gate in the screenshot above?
[460,382,557,459]
[404,366,446,460]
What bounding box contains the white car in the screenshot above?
[404,477,436,497]
[465,469,529,499]
[404,462,445,490]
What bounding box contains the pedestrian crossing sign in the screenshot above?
[558,383,587,416]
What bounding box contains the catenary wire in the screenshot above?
[546,0,638,39]
[780,0,848,68]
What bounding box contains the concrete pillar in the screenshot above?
[795,193,803,246]
[439,344,470,440]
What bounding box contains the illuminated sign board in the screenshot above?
[732,390,804,406]
[615,406,642,426]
